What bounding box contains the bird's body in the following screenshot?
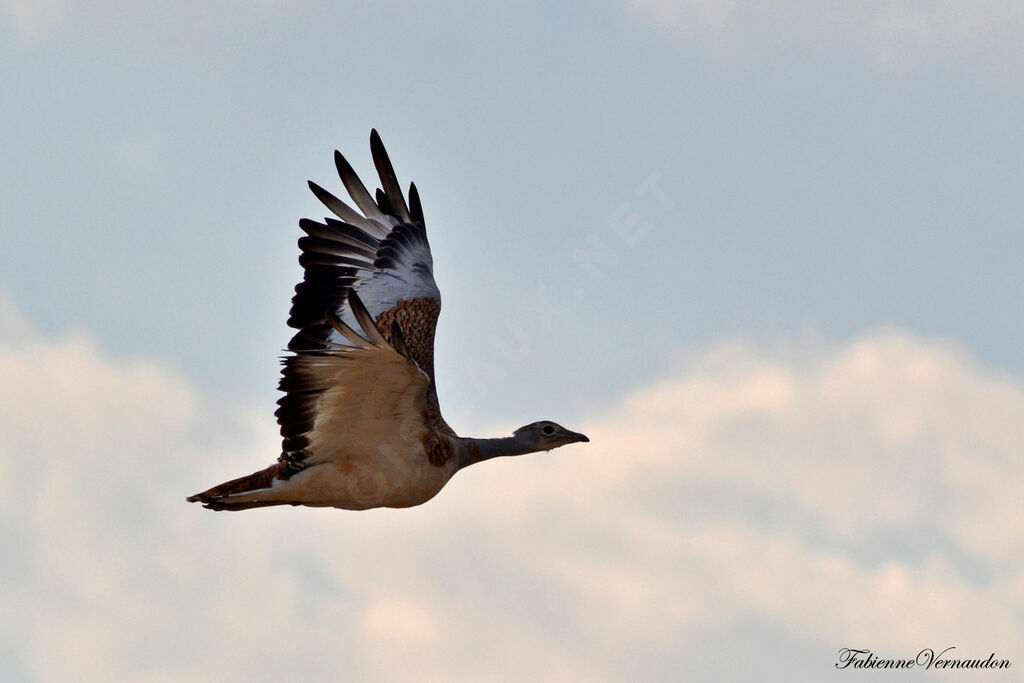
[195,446,456,511]
[188,131,587,512]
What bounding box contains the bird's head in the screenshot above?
[513,420,589,452]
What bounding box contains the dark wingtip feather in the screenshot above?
[333,150,358,188]
[307,179,338,210]
[375,188,395,215]
[333,147,387,223]
[368,129,387,166]
[409,182,424,224]
[307,180,327,206]
[306,181,367,225]
[368,129,410,221]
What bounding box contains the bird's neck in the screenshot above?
[455,436,534,470]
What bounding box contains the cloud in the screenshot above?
[1,296,1022,680]
[626,0,1024,67]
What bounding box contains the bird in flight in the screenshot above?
[188,131,588,511]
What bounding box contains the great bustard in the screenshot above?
[188,131,588,511]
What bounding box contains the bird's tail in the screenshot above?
[187,463,294,511]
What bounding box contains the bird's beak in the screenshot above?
[568,431,589,443]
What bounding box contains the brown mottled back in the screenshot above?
[375,296,454,442]
[375,297,440,382]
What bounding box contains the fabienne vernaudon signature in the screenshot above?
[836,647,1012,671]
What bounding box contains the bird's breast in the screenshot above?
[285,445,454,510]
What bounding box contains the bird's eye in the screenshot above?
[542,425,555,436]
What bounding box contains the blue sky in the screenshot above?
[2,1,1023,681]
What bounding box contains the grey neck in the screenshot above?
[455,436,534,470]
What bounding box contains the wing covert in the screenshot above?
[276,291,433,473]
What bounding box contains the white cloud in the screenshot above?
[1,297,1022,681]
[627,0,1024,66]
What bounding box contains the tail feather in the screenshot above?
[187,463,294,512]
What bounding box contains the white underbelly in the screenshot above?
[284,455,454,510]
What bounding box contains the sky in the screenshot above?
[1,1,1023,681]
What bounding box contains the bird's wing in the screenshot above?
[288,129,441,390]
[275,290,436,473]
